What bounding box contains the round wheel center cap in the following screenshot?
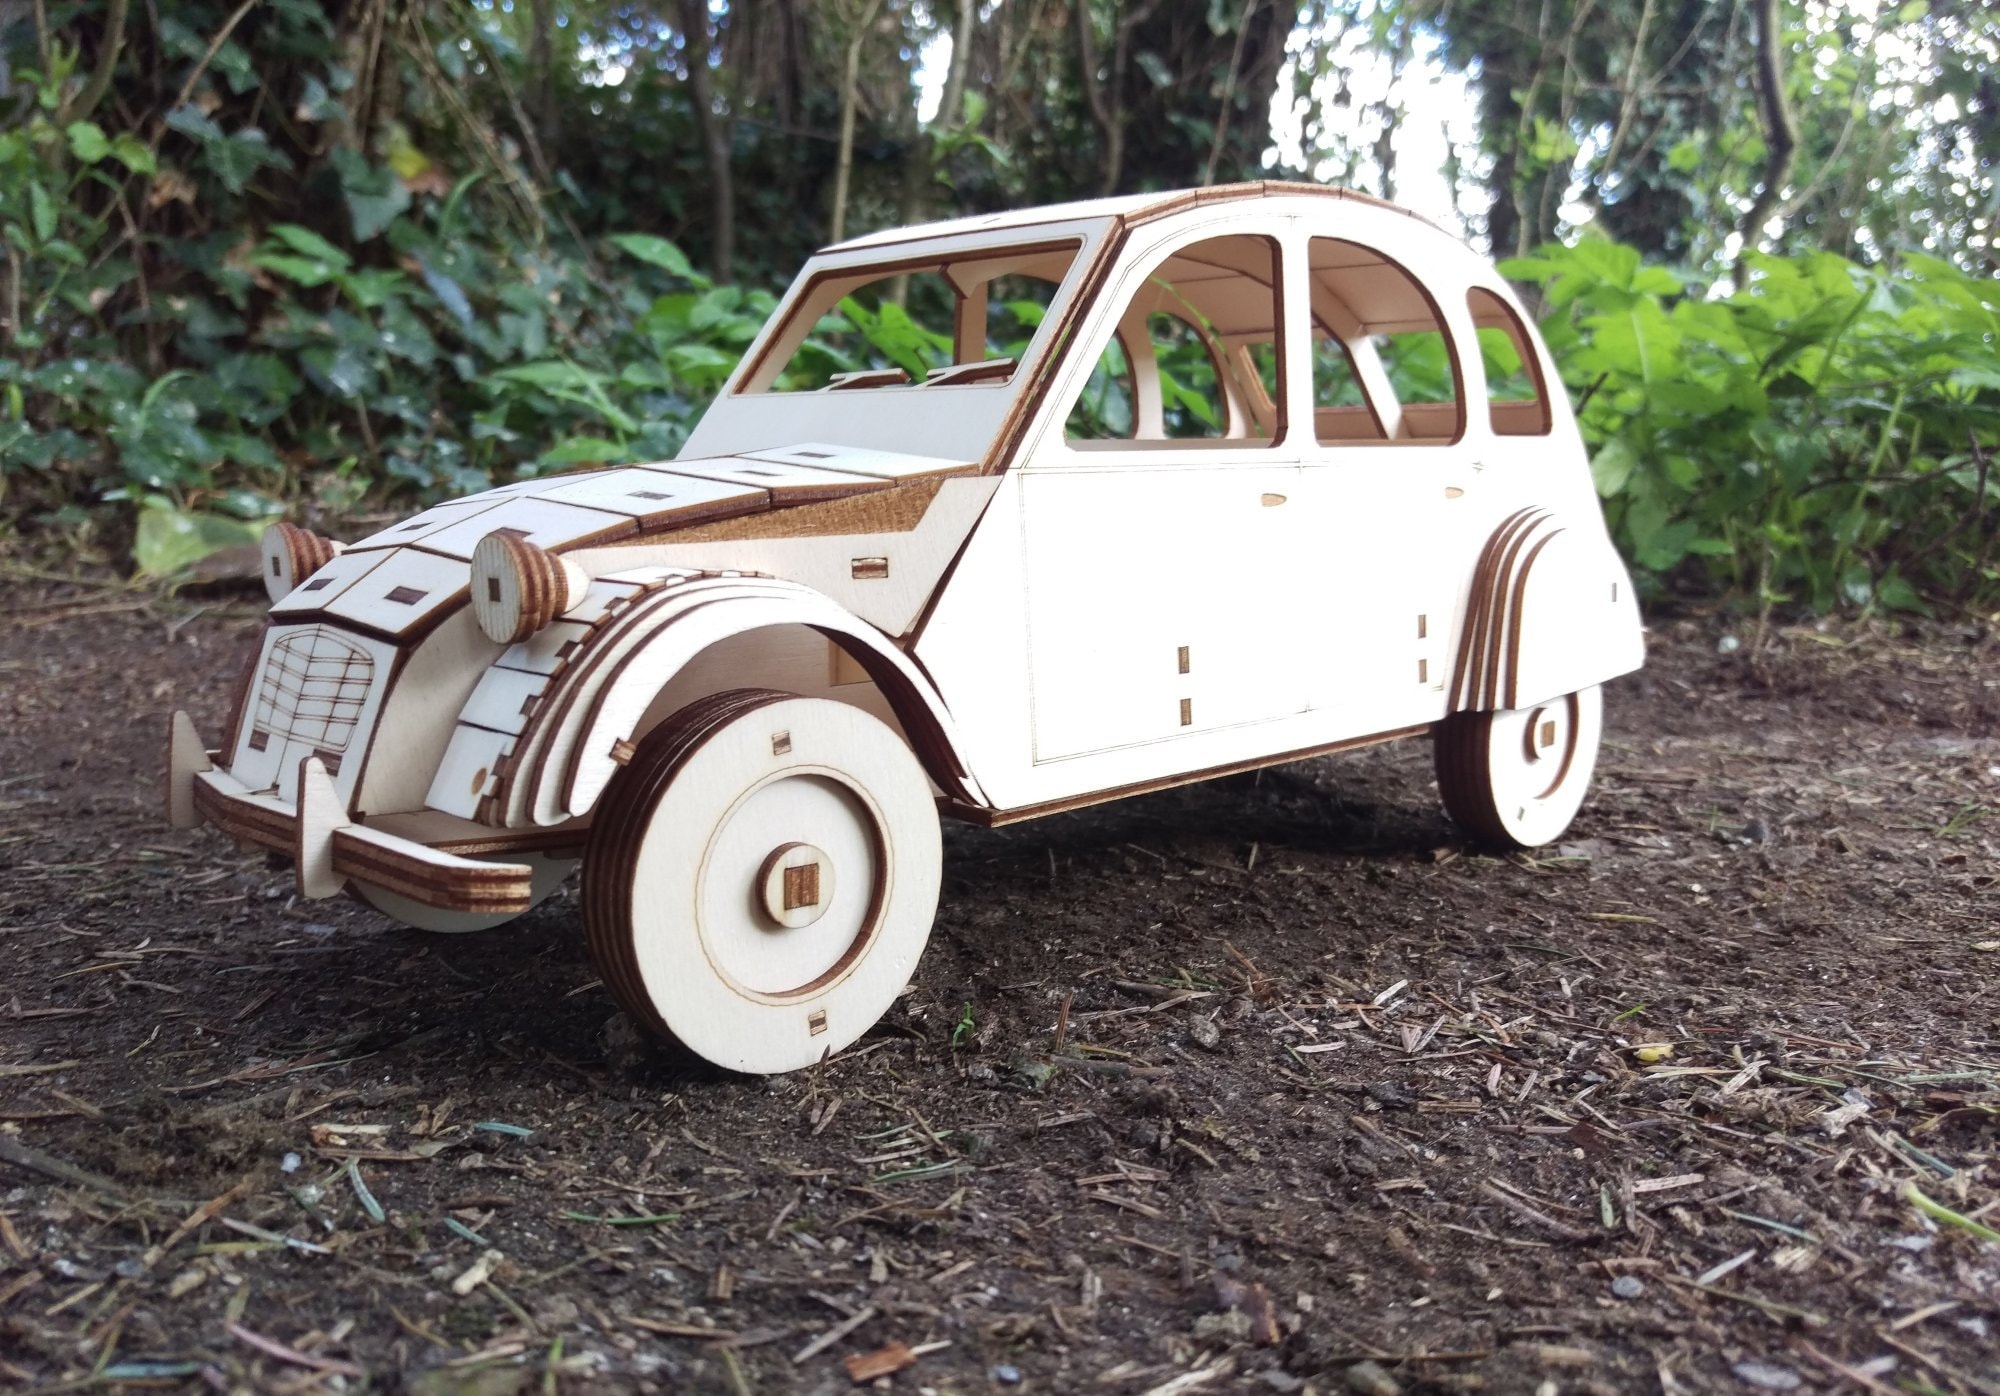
[758,842,836,929]
[1525,707,1561,762]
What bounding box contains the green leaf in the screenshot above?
[66,121,110,163]
[329,149,410,240]
[491,361,607,392]
[28,183,56,242]
[132,496,266,577]
[1590,438,1638,498]
[540,436,629,465]
[250,253,341,288]
[110,133,157,174]
[268,223,351,269]
[611,234,696,280]
[164,104,224,143]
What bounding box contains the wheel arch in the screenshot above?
[1451,508,1644,714]
[489,577,984,828]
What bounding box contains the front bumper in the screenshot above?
[167,711,541,915]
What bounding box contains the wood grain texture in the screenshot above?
[331,825,536,914]
[294,755,347,898]
[165,711,212,829]
[260,522,338,603]
[1435,685,1602,848]
[582,690,941,1073]
[469,531,579,645]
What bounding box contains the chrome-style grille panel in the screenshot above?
[250,627,374,753]
[230,623,394,803]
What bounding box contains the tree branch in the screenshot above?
[61,0,129,123]
[1202,0,1259,187]
[1735,0,1797,283]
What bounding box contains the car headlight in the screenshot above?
[260,522,340,603]
[469,531,589,645]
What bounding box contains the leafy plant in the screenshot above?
[1505,240,2000,613]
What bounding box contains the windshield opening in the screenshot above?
[739,240,1083,394]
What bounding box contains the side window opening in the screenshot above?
[1063,234,1283,450]
[1307,237,1464,446]
[1467,287,1552,436]
[1149,312,1227,438]
[1374,331,1457,405]
[1065,332,1136,440]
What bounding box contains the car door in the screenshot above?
[1297,234,1477,738]
[1019,228,1307,763]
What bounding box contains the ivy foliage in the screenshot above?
[1,1,1994,614]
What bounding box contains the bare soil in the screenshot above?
[2,581,1998,1395]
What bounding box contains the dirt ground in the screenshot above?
[1,580,1997,1396]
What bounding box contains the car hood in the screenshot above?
[267,443,973,641]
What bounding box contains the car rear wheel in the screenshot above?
[1435,685,1603,848]
[583,689,942,1074]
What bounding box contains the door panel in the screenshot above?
[1023,463,1305,761]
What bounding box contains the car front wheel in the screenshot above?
[1434,685,1604,848]
[582,689,942,1074]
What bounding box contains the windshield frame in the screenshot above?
[681,216,1117,467]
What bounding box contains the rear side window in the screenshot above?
[1306,238,1463,445]
[1466,287,1552,436]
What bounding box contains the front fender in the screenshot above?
[1451,508,1644,713]
[425,570,982,828]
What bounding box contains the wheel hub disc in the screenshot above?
[758,841,836,929]
[1519,697,1580,800]
[698,774,881,999]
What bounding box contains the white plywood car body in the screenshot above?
[169,182,1644,1074]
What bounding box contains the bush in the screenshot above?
[1505,240,2000,613]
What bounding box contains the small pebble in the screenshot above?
[1732,1360,1801,1390]
[1611,1275,1644,1299]
[1345,1359,1400,1396]
[280,1151,301,1174]
[991,1364,1023,1385]
[1189,1017,1222,1051]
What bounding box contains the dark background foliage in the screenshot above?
[1,0,1995,613]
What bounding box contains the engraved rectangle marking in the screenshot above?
[783,862,821,910]
[385,586,428,605]
[1417,613,1428,640]
[1176,645,1190,675]
[1179,698,1193,726]
[248,728,271,751]
[486,577,502,603]
[1417,658,1429,684]
[772,730,792,755]
[851,557,890,580]
[807,1009,828,1036]
[302,577,333,592]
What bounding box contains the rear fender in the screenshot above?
[1451,509,1644,713]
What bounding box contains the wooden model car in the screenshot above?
[168,183,1643,1074]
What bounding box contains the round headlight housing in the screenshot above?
[261,522,339,603]
[469,530,588,645]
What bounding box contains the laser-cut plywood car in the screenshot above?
[168,183,1644,1074]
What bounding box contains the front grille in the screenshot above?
[250,626,374,753]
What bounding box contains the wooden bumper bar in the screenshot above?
[188,766,535,914]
